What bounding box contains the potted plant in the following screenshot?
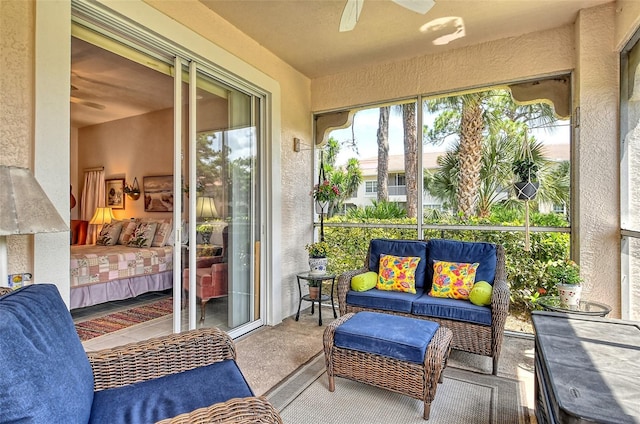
[123,178,141,200]
[311,180,340,214]
[196,223,214,245]
[547,259,582,307]
[512,158,539,200]
[305,241,329,281]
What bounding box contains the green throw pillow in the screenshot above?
[351,271,378,292]
[469,281,493,306]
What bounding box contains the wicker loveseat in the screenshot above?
[338,238,509,375]
[0,284,282,424]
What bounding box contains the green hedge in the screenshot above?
[321,212,570,314]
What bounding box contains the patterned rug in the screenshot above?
[74,298,174,342]
[268,354,527,424]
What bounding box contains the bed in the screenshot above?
[69,219,175,310]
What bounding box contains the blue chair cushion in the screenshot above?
[346,287,424,313]
[335,311,439,364]
[368,239,429,288]
[412,294,492,326]
[89,359,254,424]
[0,284,95,424]
[427,239,498,290]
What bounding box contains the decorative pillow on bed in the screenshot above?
[96,222,123,246]
[152,222,173,247]
[117,220,139,245]
[127,221,158,248]
[429,260,479,300]
[376,254,420,294]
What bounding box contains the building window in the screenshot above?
[365,181,377,195]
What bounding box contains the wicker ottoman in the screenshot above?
[323,311,452,420]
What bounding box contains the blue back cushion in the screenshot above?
[89,359,254,424]
[368,239,429,288]
[427,239,498,288]
[0,284,95,423]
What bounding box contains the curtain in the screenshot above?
[81,170,105,244]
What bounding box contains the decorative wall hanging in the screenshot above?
[105,178,125,210]
[143,175,173,212]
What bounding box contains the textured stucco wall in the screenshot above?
[1,0,34,277]
[574,4,620,316]
[311,25,574,112]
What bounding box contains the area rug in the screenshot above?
[74,298,173,342]
[267,354,527,424]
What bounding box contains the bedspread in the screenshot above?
[70,245,173,288]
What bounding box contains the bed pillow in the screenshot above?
[117,220,139,245]
[96,222,122,246]
[127,221,158,248]
[376,254,420,294]
[152,221,173,247]
[429,260,479,300]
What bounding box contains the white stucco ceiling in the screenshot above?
[70,0,613,128]
[199,0,613,78]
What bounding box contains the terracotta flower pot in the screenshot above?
[308,286,320,299]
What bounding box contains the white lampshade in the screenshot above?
[196,197,218,220]
[89,207,115,225]
[0,165,68,287]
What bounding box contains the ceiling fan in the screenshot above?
[339,0,435,32]
[70,84,106,110]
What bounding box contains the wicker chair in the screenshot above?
[0,285,282,424]
[338,240,509,375]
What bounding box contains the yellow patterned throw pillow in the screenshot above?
[429,260,479,300]
[376,254,421,294]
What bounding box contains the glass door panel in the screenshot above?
[182,65,259,332]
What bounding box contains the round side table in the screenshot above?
[295,272,337,326]
[537,296,611,317]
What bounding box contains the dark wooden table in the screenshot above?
[532,311,640,423]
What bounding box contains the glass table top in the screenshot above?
[537,296,611,317]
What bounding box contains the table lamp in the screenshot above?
[0,165,68,287]
[195,196,217,245]
[89,207,115,234]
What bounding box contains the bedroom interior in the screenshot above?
[69,32,235,333]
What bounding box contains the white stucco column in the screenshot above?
[573,3,620,316]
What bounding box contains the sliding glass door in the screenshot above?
[181,62,262,333]
[71,7,265,338]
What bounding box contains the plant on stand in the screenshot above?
[306,241,329,274]
[547,259,582,307]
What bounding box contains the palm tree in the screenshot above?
[424,89,559,218]
[377,107,390,201]
[402,102,418,218]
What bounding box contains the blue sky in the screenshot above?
[330,107,570,167]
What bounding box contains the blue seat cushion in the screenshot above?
[0,284,95,424]
[346,287,424,313]
[368,239,429,288]
[412,294,492,326]
[335,311,439,364]
[89,359,254,424]
[427,239,498,289]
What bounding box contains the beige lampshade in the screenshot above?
[196,196,218,219]
[0,165,68,236]
[89,207,115,225]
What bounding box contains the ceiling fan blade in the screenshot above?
[392,0,435,14]
[339,0,364,32]
[70,96,106,110]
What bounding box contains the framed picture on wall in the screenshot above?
[105,178,125,209]
[144,175,174,212]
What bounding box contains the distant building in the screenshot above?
[343,144,570,214]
